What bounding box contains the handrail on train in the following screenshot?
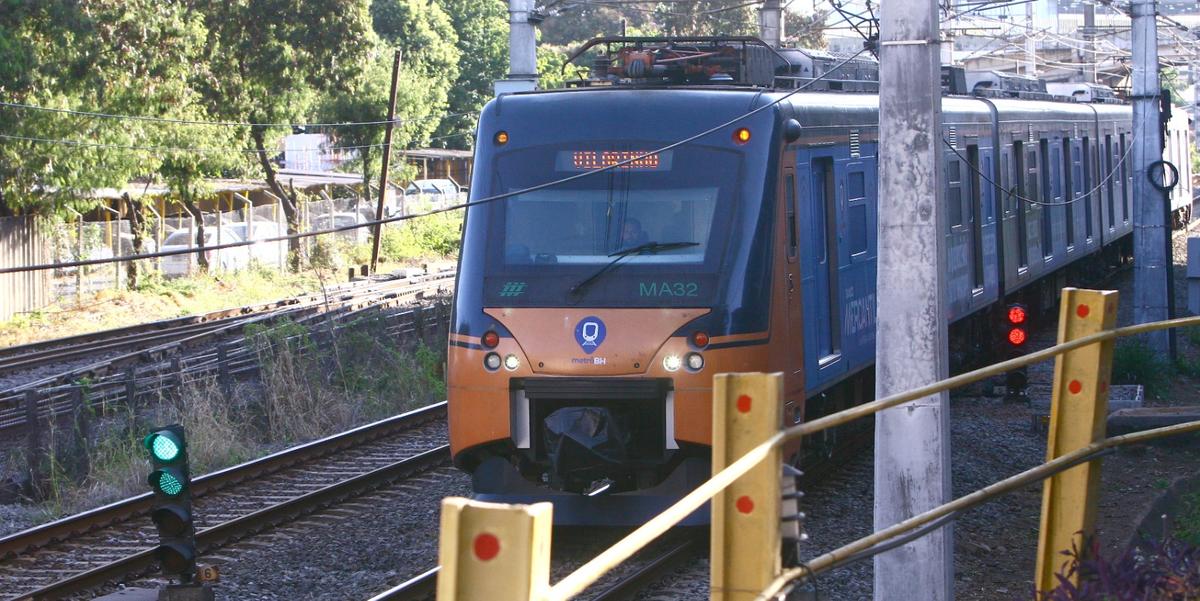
[433,288,1200,601]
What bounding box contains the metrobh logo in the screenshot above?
[574,316,606,354]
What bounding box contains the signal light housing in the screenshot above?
[494,131,509,145]
[691,331,709,348]
[145,424,196,583]
[1003,303,1030,403]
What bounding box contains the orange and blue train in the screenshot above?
[446,38,1193,524]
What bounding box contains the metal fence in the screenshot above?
[0,216,50,322]
[2,189,466,320]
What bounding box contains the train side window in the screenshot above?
[967,145,984,291]
[1039,139,1052,260]
[1105,134,1115,228]
[1113,133,1123,223]
[846,171,867,256]
[1062,137,1074,249]
[946,158,963,228]
[785,171,798,260]
[1082,137,1093,241]
[1013,140,1029,269]
[982,154,993,222]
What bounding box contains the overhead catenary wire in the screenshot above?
[0,46,872,277]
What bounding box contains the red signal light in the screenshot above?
[1008,327,1027,346]
[481,331,499,348]
[1007,305,1027,325]
[692,331,709,348]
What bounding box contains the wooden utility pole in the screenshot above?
[873,0,953,598]
[370,50,402,275]
[1131,0,1172,356]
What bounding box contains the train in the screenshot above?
[446,37,1194,525]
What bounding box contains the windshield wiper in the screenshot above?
[567,241,699,301]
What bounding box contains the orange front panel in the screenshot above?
[448,344,512,456]
[484,308,709,375]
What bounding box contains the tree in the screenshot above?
[786,10,829,49]
[539,4,656,46]
[654,1,758,37]
[0,1,209,217]
[192,0,377,269]
[432,0,507,150]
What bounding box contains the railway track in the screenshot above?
[0,402,451,601]
[0,271,455,432]
[365,530,705,601]
[0,271,452,384]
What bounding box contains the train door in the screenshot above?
[798,153,845,392]
[781,162,804,385]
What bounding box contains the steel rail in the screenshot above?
[588,533,705,601]
[21,445,451,601]
[363,533,705,601]
[0,402,447,560]
[0,274,400,363]
[548,314,1200,600]
[366,568,439,601]
[0,274,453,425]
[0,275,446,386]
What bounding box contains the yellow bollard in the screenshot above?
[1034,288,1119,593]
[710,373,783,601]
[436,497,552,601]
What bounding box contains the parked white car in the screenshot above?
[404,179,461,201]
[160,227,250,277]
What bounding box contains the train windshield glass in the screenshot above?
[481,143,740,306]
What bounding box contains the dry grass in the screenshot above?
[0,266,326,348]
[13,306,446,522]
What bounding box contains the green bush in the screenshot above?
[1112,340,1170,399]
[378,210,463,263]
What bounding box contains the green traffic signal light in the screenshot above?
[149,468,187,497]
[144,431,184,463]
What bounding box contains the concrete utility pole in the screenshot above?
[1024,0,1036,76]
[496,0,539,95]
[1131,0,1172,356]
[873,0,953,599]
[1084,4,1097,83]
[760,0,784,48]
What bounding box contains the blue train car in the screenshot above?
[446,37,1192,524]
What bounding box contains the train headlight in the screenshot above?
[686,353,704,371]
[663,354,681,372]
[504,354,520,371]
[484,352,501,371]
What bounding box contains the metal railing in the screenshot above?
[433,288,1200,600]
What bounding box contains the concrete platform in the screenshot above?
[1029,384,1144,414]
[1107,406,1200,444]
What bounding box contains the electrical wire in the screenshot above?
[0,133,394,155]
[0,101,478,129]
[0,127,476,155]
[0,46,873,276]
[942,134,1135,208]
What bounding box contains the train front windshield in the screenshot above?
[480,143,741,307]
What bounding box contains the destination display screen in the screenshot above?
[556,150,673,172]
